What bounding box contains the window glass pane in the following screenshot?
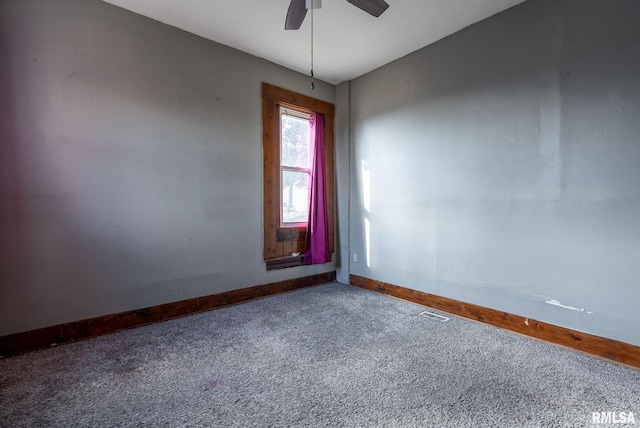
[281,114,310,168]
[282,170,309,224]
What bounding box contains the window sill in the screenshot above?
[266,255,305,271]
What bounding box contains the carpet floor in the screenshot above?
[1,282,638,427]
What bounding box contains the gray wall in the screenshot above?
[335,82,351,284]
[349,0,640,346]
[0,0,336,336]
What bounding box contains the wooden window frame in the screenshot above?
[262,83,335,270]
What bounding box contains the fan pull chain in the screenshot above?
[310,5,314,90]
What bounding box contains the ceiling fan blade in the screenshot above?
[345,0,389,17]
[285,0,308,30]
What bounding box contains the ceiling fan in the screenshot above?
[285,0,390,30]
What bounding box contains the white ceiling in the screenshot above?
[102,0,527,85]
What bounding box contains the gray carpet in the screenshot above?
[1,283,638,427]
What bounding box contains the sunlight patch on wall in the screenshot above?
[362,160,371,268]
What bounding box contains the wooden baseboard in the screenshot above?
[350,274,640,369]
[0,271,336,358]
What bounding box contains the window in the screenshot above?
[262,83,335,270]
[280,108,311,227]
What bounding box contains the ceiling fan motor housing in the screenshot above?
[287,0,388,30]
[305,0,322,9]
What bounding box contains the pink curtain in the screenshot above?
[303,114,330,264]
